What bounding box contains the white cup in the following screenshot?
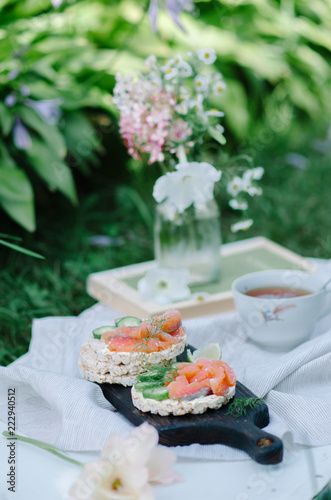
[232,270,331,351]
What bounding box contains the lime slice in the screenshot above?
[187,343,222,362]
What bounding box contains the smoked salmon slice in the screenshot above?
[168,358,236,400]
[103,310,184,353]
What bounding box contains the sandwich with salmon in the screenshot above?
[131,358,236,416]
[79,309,187,386]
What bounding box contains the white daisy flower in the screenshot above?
[178,60,193,77]
[227,176,244,197]
[161,58,175,72]
[213,81,227,95]
[173,53,183,65]
[145,54,157,68]
[231,219,253,232]
[196,48,217,65]
[164,67,178,80]
[191,292,211,302]
[229,199,248,210]
[153,161,222,213]
[175,102,189,115]
[138,267,191,305]
[189,94,204,113]
[194,75,209,92]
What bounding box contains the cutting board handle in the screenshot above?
[233,422,283,464]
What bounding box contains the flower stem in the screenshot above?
[2,431,84,467]
[176,145,188,164]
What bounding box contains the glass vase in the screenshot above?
[154,199,222,285]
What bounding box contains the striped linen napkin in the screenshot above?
[0,265,331,461]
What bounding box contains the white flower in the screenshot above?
[161,59,175,72]
[206,109,224,118]
[213,80,227,95]
[177,60,193,77]
[243,167,264,182]
[229,199,248,210]
[138,268,191,305]
[164,67,178,80]
[175,102,188,115]
[153,162,222,213]
[189,94,204,113]
[245,186,262,196]
[191,292,211,302]
[51,0,63,6]
[227,176,244,197]
[196,48,217,65]
[145,55,157,68]
[231,219,253,232]
[251,166,264,180]
[194,75,208,92]
[70,422,181,499]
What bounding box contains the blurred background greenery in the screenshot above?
[1,0,331,365]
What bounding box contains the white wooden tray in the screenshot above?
[86,237,315,319]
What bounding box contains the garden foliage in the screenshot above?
[0,0,331,232]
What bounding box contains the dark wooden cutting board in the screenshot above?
[99,347,283,465]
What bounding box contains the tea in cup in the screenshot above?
[232,270,331,351]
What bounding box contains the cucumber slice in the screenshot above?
[115,316,142,328]
[142,386,169,401]
[137,368,168,383]
[92,325,117,339]
[134,381,163,392]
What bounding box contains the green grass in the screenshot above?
[1,132,331,366]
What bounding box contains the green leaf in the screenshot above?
[0,163,36,231]
[27,139,78,205]
[63,111,101,174]
[218,81,250,140]
[0,165,34,202]
[0,238,44,259]
[0,198,36,232]
[0,143,16,168]
[0,101,14,136]
[17,105,67,159]
[208,126,226,146]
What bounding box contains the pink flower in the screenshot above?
[69,423,181,500]
[118,87,175,164]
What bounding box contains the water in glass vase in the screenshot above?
[154,199,222,285]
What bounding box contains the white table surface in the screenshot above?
[0,419,330,500]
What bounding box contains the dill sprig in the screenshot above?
[226,398,265,417]
[164,367,179,384]
[132,316,169,353]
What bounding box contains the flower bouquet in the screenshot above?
[114,49,263,295]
